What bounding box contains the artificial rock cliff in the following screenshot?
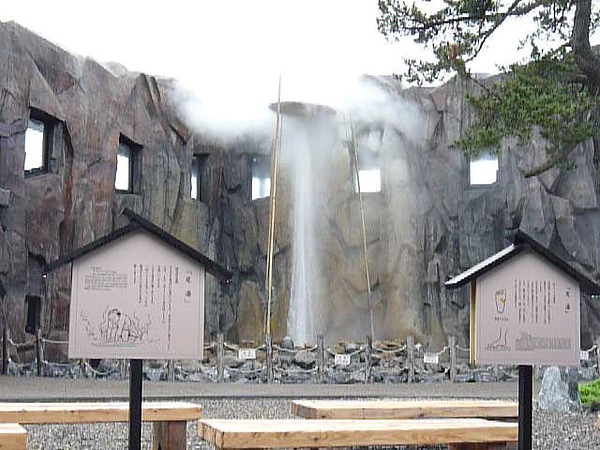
[1,21,599,355]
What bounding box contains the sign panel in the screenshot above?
[424,353,439,364]
[68,231,205,359]
[475,251,579,366]
[334,353,351,366]
[238,348,256,360]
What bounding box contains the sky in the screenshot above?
[3,1,598,109]
[1,0,535,100]
[2,1,405,100]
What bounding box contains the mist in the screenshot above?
[173,70,426,344]
[174,72,425,148]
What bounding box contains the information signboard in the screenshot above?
[68,231,205,359]
[474,251,579,366]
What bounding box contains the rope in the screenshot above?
[82,361,120,377]
[373,345,407,355]
[274,366,317,375]
[176,365,205,376]
[223,342,239,352]
[273,345,299,354]
[41,338,68,345]
[228,366,265,375]
[7,338,36,349]
[44,360,80,368]
[223,343,266,352]
[326,345,364,357]
[427,346,449,357]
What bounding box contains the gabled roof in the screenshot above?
[44,209,232,282]
[445,230,600,295]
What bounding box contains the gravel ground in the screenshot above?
[22,398,600,450]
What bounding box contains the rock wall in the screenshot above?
[1,21,599,352]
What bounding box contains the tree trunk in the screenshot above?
[571,0,600,95]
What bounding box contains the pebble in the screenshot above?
[22,398,600,449]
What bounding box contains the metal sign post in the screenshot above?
[518,365,532,450]
[128,359,143,450]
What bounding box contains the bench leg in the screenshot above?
[449,443,515,450]
[152,421,187,450]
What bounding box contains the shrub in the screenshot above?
[578,378,600,406]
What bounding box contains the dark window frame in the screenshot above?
[191,153,209,202]
[25,295,41,334]
[250,154,271,201]
[24,108,54,177]
[115,134,142,194]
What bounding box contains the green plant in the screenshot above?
[578,378,600,406]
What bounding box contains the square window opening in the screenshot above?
[355,168,381,193]
[24,110,53,175]
[469,152,498,186]
[115,135,142,194]
[352,150,381,194]
[251,155,271,200]
[191,154,209,201]
[25,295,41,334]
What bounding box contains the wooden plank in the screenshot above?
[292,399,518,420]
[0,423,26,450]
[0,401,201,424]
[199,418,518,449]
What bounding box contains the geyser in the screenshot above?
[271,101,338,344]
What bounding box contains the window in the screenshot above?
[353,152,381,194]
[25,295,41,334]
[469,151,498,186]
[115,135,141,193]
[251,155,271,200]
[355,168,381,193]
[24,110,53,175]
[191,154,209,201]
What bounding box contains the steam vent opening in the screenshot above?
[268,101,337,117]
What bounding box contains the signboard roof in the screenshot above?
[45,209,232,282]
[445,230,600,295]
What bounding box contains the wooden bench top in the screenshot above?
[0,401,202,424]
[200,418,518,449]
[292,399,519,419]
[0,423,27,450]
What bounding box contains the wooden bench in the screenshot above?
[292,399,519,420]
[0,423,26,450]
[0,401,201,450]
[200,418,518,450]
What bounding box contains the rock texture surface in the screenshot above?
[1,21,599,352]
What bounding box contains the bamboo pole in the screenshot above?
[348,120,375,340]
[264,75,283,337]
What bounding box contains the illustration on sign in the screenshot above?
[486,328,509,352]
[79,308,152,347]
